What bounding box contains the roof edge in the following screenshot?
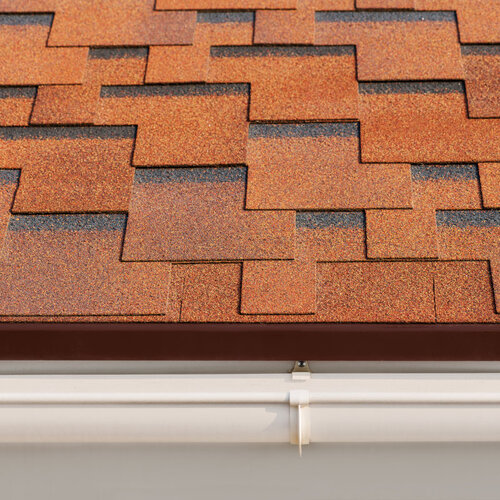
[0,323,499,360]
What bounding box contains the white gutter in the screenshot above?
[2,372,500,451]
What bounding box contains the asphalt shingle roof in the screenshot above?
[0,0,498,335]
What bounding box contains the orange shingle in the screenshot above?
[246,123,411,209]
[479,164,500,209]
[316,11,463,81]
[366,164,482,259]
[122,167,295,262]
[0,214,170,315]
[0,18,87,85]
[359,82,500,163]
[97,85,249,165]
[316,261,436,322]
[0,127,135,213]
[434,261,500,322]
[208,46,359,121]
[462,45,500,118]
[416,0,500,44]
[0,87,35,126]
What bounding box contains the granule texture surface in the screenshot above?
[0,0,498,332]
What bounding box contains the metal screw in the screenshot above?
[298,361,306,368]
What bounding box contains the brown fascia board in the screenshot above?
[0,323,499,360]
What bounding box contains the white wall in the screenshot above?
[1,443,500,500]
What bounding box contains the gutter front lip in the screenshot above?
[3,391,500,405]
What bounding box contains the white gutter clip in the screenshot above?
[290,361,312,455]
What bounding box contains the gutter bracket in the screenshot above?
[289,389,311,456]
[291,360,311,381]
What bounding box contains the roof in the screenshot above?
[0,1,498,357]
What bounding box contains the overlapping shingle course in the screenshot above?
[0,1,498,324]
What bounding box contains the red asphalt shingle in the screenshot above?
[0,1,498,329]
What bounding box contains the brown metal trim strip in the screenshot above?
[0,323,499,360]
